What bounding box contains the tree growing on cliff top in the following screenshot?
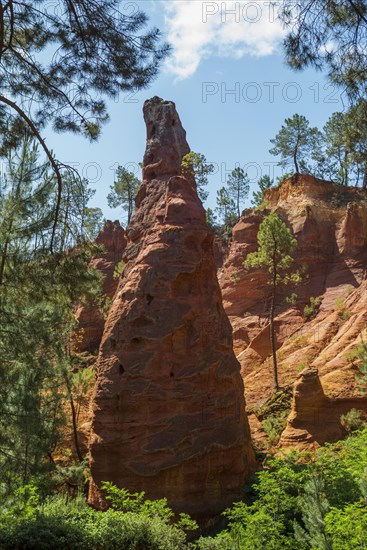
[269,114,322,174]
[244,213,301,391]
[181,152,215,202]
[108,166,141,224]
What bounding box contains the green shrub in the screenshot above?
[252,388,292,447]
[340,409,365,433]
[197,429,367,549]
[0,486,195,550]
[286,292,298,306]
[303,296,321,318]
[325,502,367,550]
[4,429,367,549]
[334,296,351,320]
[262,411,289,446]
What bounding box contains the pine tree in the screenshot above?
[244,213,301,391]
[323,112,352,185]
[279,0,367,100]
[215,187,238,235]
[294,475,332,550]
[0,1,169,250]
[269,114,323,174]
[205,208,218,230]
[0,136,100,492]
[107,166,141,225]
[345,99,367,189]
[252,175,273,206]
[227,167,250,217]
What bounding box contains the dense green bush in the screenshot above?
[196,428,367,549]
[2,429,367,548]
[0,485,195,549]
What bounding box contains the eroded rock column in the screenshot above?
[88,97,254,518]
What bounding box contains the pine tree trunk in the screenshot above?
[128,186,132,224]
[363,165,367,190]
[0,238,9,287]
[270,270,279,392]
[344,151,349,186]
[294,130,300,173]
[0,219,14,286]
[63,371,83,463]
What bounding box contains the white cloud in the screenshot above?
[162,1,285,79]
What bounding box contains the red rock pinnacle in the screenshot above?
[88,97,254,519]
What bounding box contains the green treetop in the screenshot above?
[344,99,367,189]
[323,112,352,185]
[269,114,322,174]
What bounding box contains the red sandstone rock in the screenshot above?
[74,220,126,353]
[278,367,367,450]
[88,97,254,519]
[218,175,367,421]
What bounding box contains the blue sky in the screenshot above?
[47,1,347,225]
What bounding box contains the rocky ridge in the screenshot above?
[219,174,367,447]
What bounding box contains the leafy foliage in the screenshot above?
[205,207,218,230]
[0,484,196,549]
[294,475,332,550]
[198,428,367,549]
[215,186,238,235]
[262,411,289,447]
[0,1,169,147]
[303,296,321,319]
[0,1,168,250]
[357,336,367,394]
[340,409,365,433]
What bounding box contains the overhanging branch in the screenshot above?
[0,94,62,253]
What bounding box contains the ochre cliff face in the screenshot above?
[88,97,254,518]
[278,367,367,450]
[74,221,126,353]
[219,174,367,448]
